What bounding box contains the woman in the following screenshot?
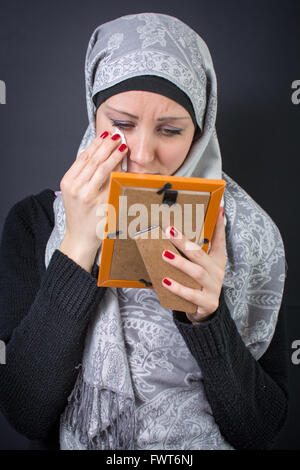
[0,13,288,450]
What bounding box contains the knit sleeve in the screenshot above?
[0,199,106,440]
[172,288,289,450]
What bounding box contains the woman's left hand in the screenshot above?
[161,206,227,324]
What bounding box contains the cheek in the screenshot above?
[95,112,109,134]
[160,141,190,169]
[95,113,101,134]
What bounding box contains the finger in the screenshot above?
[165,225,212,272]
[161,249,213,292]
[74,133,122,185]
[165,225,225,284]
[65,130,110,180]
[76,133,124,184]
[161,276,204,307]
[88,141,128,191]
[162,277,220,320]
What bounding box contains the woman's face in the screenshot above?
[95,90,195,175]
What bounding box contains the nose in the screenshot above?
[127,131,156,168]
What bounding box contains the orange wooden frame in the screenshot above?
[97,172,226,288]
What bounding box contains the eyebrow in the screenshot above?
[105,104,190,121]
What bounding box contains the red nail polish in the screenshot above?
[118,143,127,152]
[163,278,172,286]
[221,207,225,217]
[163,250,175,260]
[112,133,121,141]
[170,227,177,237]
[100,131,108,139]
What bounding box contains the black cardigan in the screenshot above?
[0,189,289,450]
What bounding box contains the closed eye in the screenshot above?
[110,120,183,136]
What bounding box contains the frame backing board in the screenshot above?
[134,225,201,313]
[98,172,226,289]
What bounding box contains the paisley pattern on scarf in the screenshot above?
[222,173,286,357]
[60,286,233,450]
[118,287,233,450]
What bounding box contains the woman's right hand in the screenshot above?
[58,131,128,272]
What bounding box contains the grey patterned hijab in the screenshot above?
[45,13,286,449]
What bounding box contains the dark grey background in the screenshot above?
[0,0,299,450]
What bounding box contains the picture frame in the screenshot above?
[97,172,226,297]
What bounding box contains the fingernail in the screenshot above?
[100,131,109,139]
[118,143,127,152]
[163,278,172,286]
[111,133,121,141]
[163,250,175,260]
[221,207,225,217]
[170,226,178,237]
